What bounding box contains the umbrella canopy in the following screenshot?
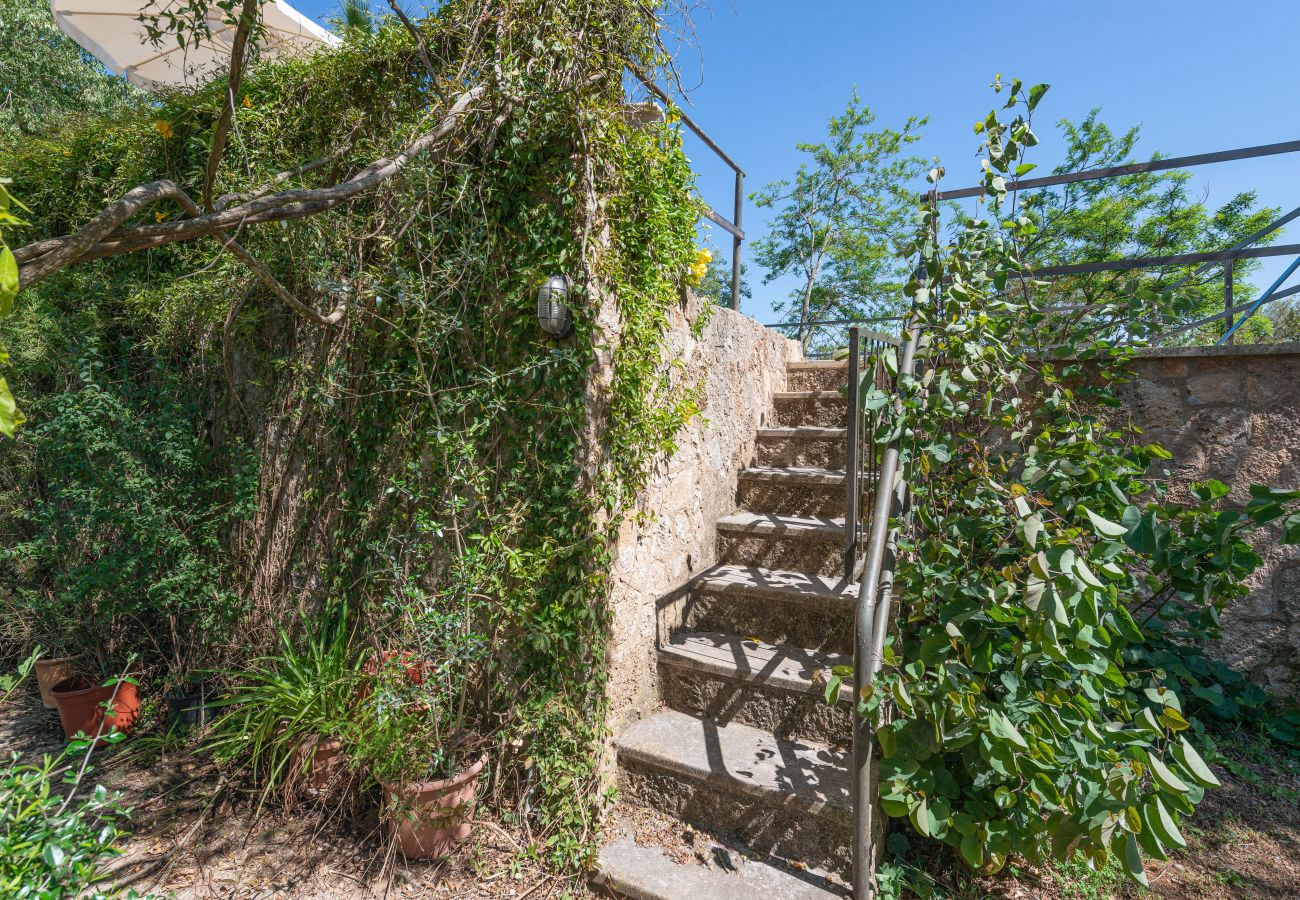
[50,0,340,91]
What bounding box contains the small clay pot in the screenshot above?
[50,674,141,742]
[291,735,345,792]
[382,754,486,860]
[165,690,222,729]
[34,657,79,710]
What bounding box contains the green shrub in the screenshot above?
[0,653,134,899]
[866,79,1300,885]
[1,345,256,675]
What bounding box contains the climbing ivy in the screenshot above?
[0,0,702,867]
[868,79,1300,884]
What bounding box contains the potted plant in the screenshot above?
[50,669,141,743]
[349,603,490,860]
[206,606,361,801]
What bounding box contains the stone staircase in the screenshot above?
[597,359,864,899]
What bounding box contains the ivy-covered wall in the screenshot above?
[0,2,711,865]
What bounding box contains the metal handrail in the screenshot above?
[637,78,746,312]
[846,320,921,899]
[843,327,902,581]
[929,139,1300,347]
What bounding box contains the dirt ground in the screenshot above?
[3,688,1297,899]
[1,691,592,899]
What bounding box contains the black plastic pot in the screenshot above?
[165,690,221,728]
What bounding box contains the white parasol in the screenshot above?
[50,0,340,91]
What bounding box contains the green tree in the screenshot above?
[751,90,926,351]
[0,0,141,142]
[1016,112,1282,343]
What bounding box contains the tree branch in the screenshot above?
[16,84,485,289]
[202,0,259,211]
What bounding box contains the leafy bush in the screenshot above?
[0,653,134,899]
[866,79,1300,884]
[2,347,256,675]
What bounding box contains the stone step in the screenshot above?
[615,709,852,876]
[737,466,847,517]
[773,391,848,428]
[755,427,845,469]
[597,834,846,900]
[659,631,852,744]
[717,512,846,578]
[785,361,849,393]
[675,564,857,653]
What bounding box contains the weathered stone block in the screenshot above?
[1185,366,1246,407]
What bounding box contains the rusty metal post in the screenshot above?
[732,171,744,311]
[1224,259,1235,345]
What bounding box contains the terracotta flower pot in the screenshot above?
[358,650,430,702]
[291,735,345,792]
[50,674,141,742]
[34,657,79,710]
[382,754,486,860]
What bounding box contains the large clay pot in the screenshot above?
[34,657,79,710]
[50,675,141,741]
[382,754,486,860]
[291,735,345,792]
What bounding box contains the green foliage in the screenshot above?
[0,652,136,899]
[1,0,702,869]
[2,348,256,675]
[0,0,143,142]
[207,607,362,800]
[0,178,24,436]
[869,79,1300,883]
[752,89,927,350]
[1016,111,1283,344]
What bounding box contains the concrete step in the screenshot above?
[597,834,846,900]
[773,391,848,428]
[737,466,847,517]
[755,427,845,469]
[659,631,852,744]
[716,512,846,578]
[615,709,852,876]
[786,361,849,393]
[675,564,857,653]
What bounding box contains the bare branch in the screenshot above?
[387,0,448,104]
[202,0,259,211]
[214,124,361,211]
[16,83,485,287]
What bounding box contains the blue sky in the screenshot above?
[295,0,1300,324]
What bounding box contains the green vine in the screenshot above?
[868,79,1300,885]
[0,0,702,868]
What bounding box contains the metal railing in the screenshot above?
[638,80,746,312]
[846,320,921,900]
[930,138,1300,346]
[842,326,902,581]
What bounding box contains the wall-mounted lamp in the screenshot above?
[536,274,574,339]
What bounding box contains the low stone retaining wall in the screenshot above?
[1119,344,1300,699]
[603,300,801,733]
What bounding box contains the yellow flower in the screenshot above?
[154,211,167,223]
[154,120,174,140]
[243,95,252,109]
[686,247,712,285]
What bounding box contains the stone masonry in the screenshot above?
[1118,344,1300,698]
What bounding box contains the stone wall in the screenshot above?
[1118,344,1300,698]
[602,298,802,734]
